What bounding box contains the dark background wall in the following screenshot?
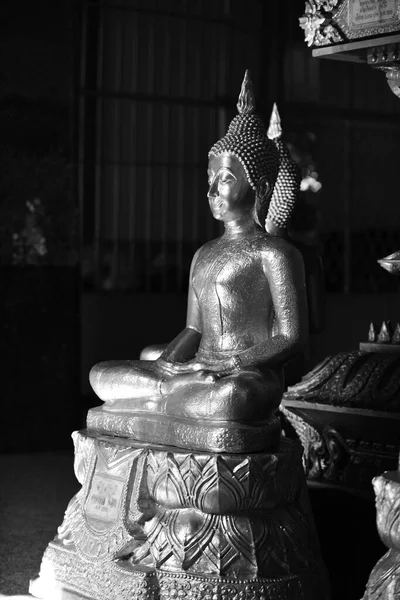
[1,0,400,449]
[0,0,79,451]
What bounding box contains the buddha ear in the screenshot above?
[254,176,272,227]
[256,176,270,201]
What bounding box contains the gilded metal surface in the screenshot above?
[30,431,329,600]
[89,72,307,453]
[362,473,400,599]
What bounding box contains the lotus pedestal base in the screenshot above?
[30,430,329,600]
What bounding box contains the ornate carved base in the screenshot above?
[362,472,400,599]
[30,541,158,600]
[87,406,281,454]
[156,569,322,600]
[30,430,329,600]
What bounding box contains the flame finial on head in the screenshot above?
[236,70,256,116]
[267,103,282,140]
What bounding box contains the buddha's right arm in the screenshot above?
[159,249,201,364]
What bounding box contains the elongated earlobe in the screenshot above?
[254,176,271,227]
[256,177,270,200]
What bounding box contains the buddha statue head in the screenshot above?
[208,70,279,227]
[207,71,300,232]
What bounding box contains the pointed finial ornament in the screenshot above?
[377,321,391,343]
[393,323,400,344]
[267,103,282,141]
[368,322,377,343]
[236,70,256,116]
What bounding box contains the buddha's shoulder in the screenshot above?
[255,233,303,263]
[193,238,220,257]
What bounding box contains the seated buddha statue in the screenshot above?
[89,71,308,453]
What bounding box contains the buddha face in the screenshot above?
[207,153,255,223]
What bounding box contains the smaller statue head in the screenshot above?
[208,70,279,227]
[266,103,301,236]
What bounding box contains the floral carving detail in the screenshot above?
[32,433,328,599]
[157,571,306,600]
[299,0,343,47]
[35,544,158,600]
[145,442,302,515]
[281,407,398,487]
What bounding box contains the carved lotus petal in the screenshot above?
[192,456,247,514]
[148,453,189,508]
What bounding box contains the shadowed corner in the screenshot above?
[0,452,79,599]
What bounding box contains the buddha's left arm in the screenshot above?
[235,242,308,369]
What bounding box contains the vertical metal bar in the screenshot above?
[94,5,104,288]
[213,22,222,240]
[176,16,187,292]
[218,22,227,110]
[111,12,122,288]
[218,107,227,143]
[191,21,201,256]
[78,3,87,281]
[216,18,228,240]
[161,21,170,293]
[145,14,155,292]
[128,12,138,286]
[343,119,352,294]
[191,109,200,255]
[161,105,169,293]
[206,107,215,242]
[205,24,216,243]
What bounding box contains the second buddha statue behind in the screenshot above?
[88,71,308,453]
